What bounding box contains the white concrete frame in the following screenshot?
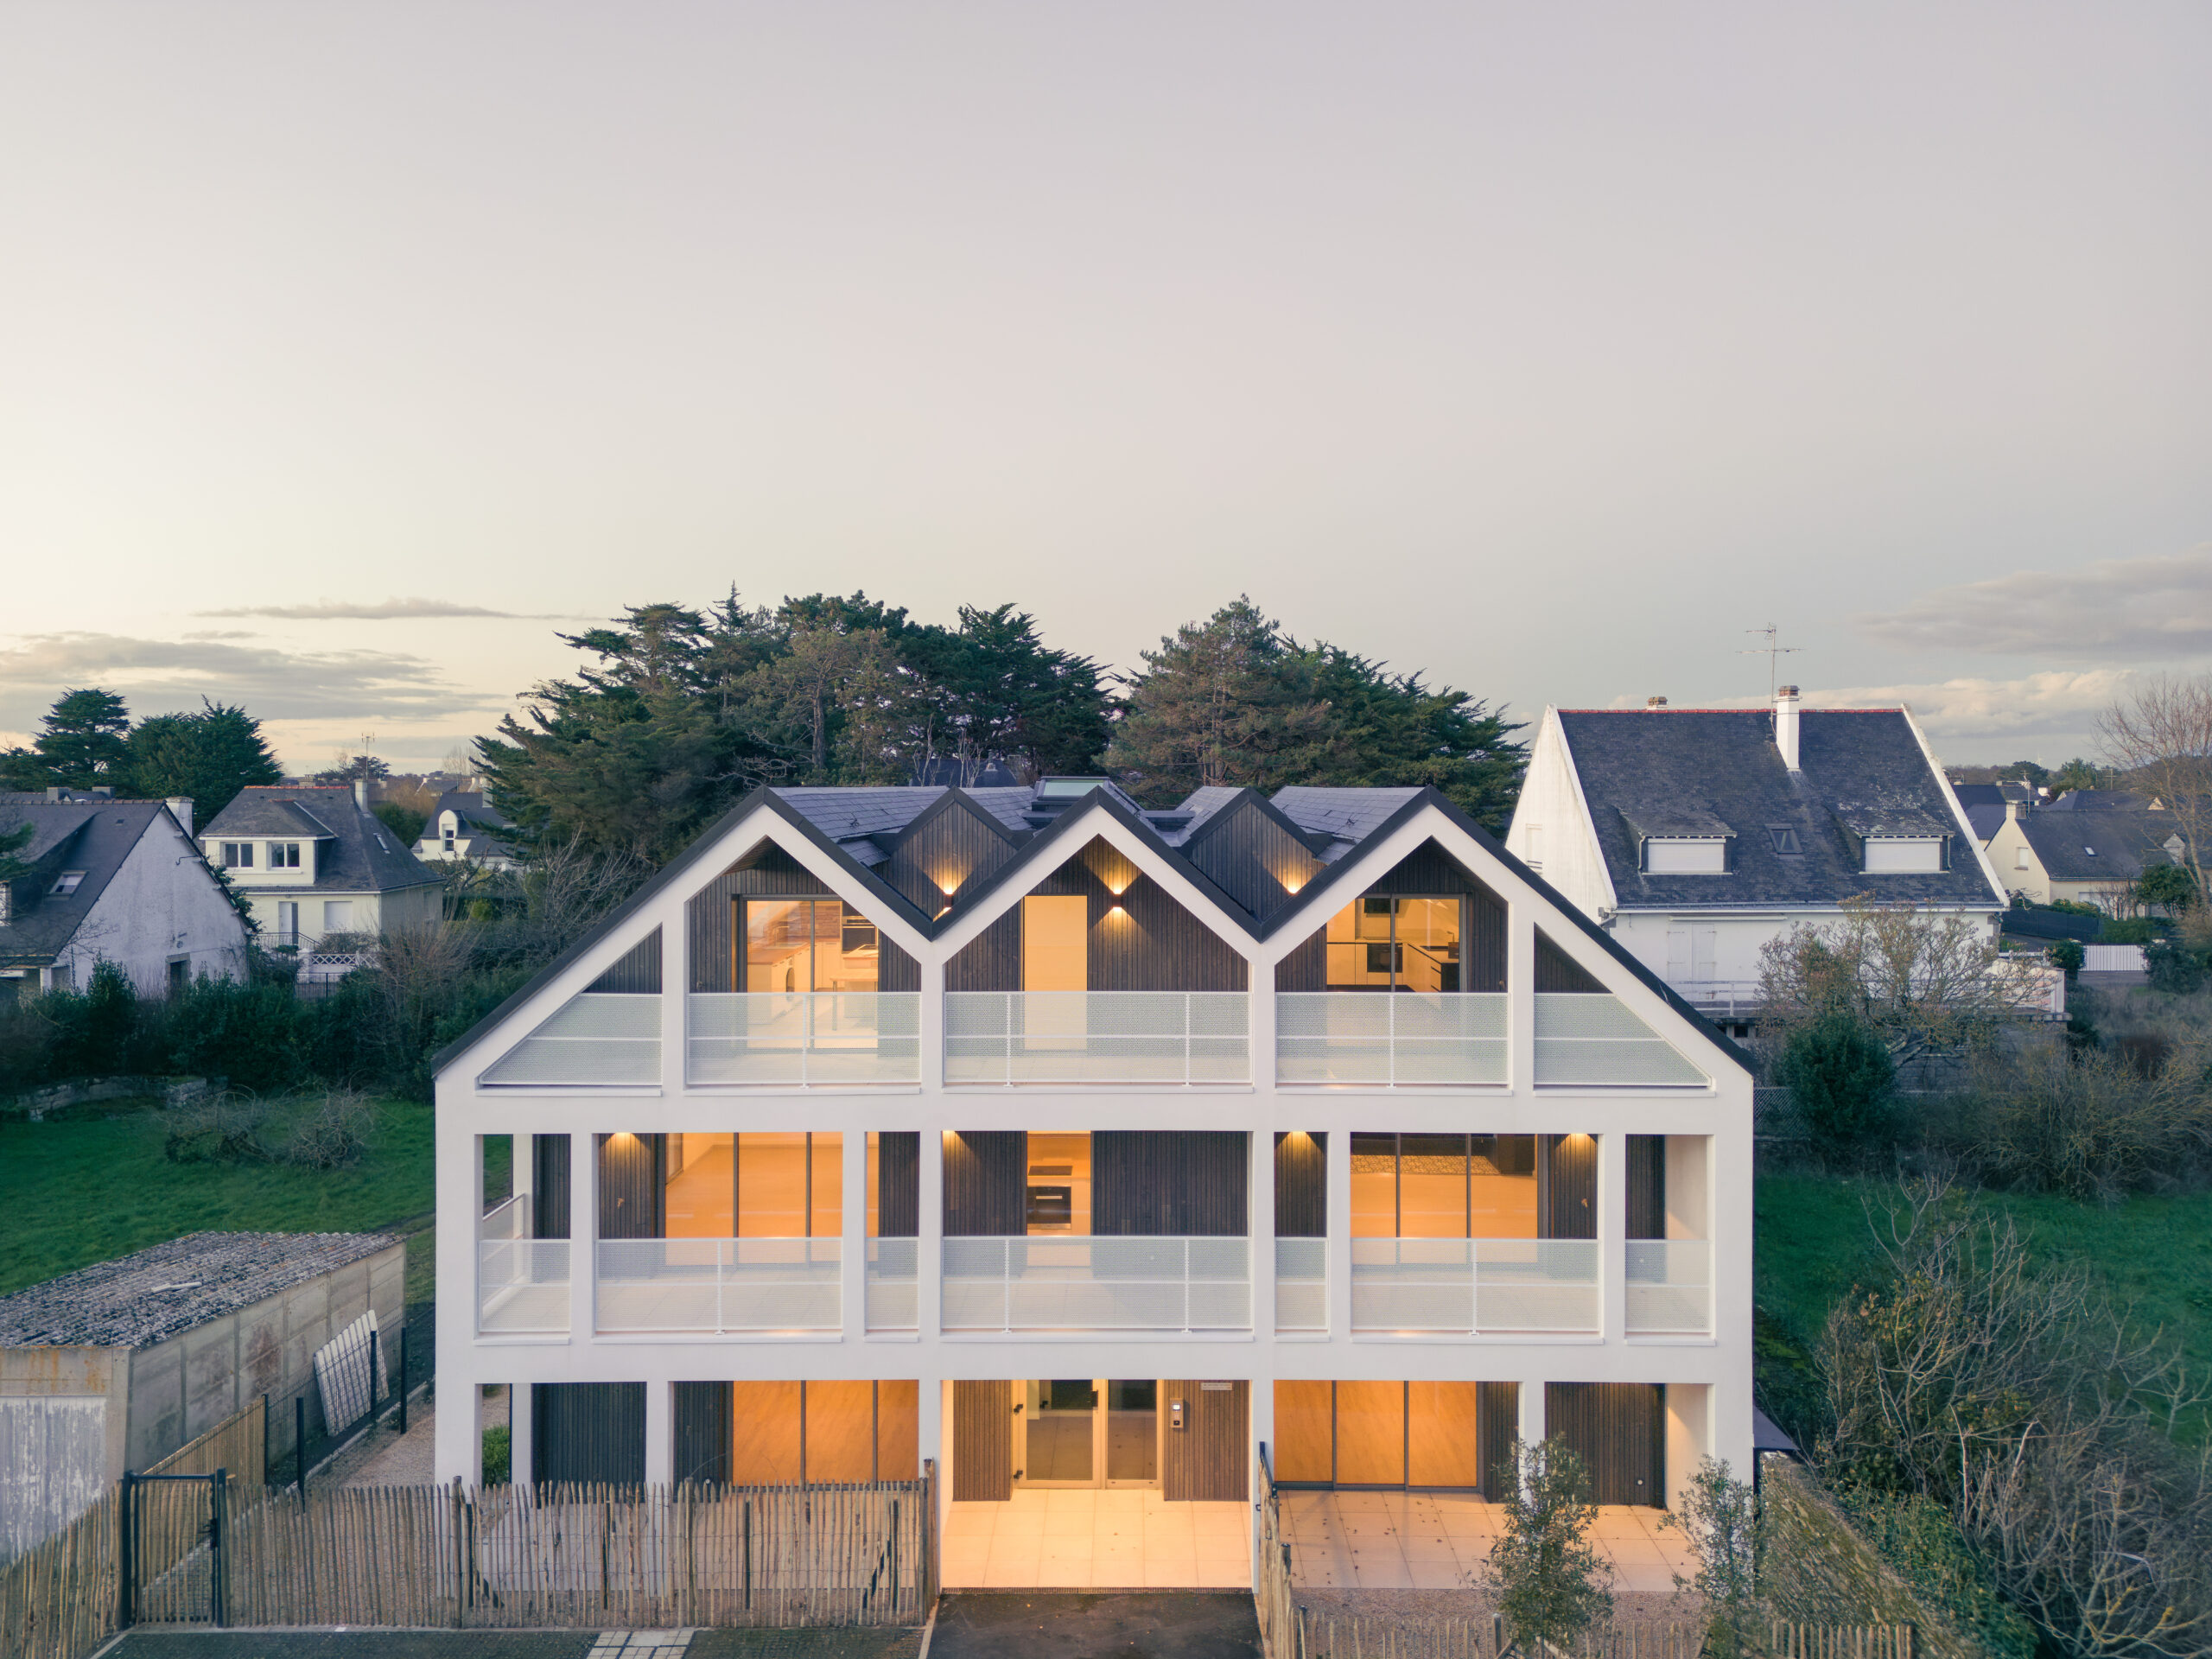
[434,794,1754,1538]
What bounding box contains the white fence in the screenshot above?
[1275,993,1506,1085]
[2083,944,2147,974]
[1349,1237,1600,1335]
[1274,1238,1327,1334]
[1625,1239,1712,1336]
[944,993,1249,1084]
[686,993,921,1085]
[595,1239,841,1334]
[866,1238,918,1333]
[1533,995,1707,1086]
[941,1236,1251,1332]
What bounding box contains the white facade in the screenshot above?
[41,808,247,995]
[434,792,1754,1567]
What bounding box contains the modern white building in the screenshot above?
[433,778,1753,1586]
[1506,689,2007,1025]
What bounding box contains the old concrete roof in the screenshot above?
[0,1230,397,1349]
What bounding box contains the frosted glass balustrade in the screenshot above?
[944,993,1249,1084]
[686,993,921,1084]
[1275,992,1507,1084]
[1533,994,1707,1086]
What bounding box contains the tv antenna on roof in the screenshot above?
[1741,626,1801,702]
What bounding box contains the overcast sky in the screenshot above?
[3,3,2206,773]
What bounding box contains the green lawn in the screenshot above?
[1757,1173,2212,1441]
[0,1100,494,1300]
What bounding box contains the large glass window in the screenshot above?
[1021,894,1088,990]
[1325,895,1462,991]
[1025,1131,1092,1234]
[1350,1133,1536,1237]
[743,899,880,993]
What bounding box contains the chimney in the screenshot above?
[2008,798,2028,823]
[1646,696,1669,709]
[167,798,194,837]
[1774,684,1802,772]
[353,777,370,810]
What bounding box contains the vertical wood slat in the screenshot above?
[941,1131,1027,1236]
[1274,1131,1328,1238]
[950,1382,1012,1502]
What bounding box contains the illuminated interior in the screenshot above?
[1274,1380,1493,1488]
[715,1380,918,1484]
[741,899,880,993]
[1023,1131,1092,1234]
[1324,896,1463,992]
[1350,1133,1536,1237]
[1020,894,1088,990]
[661,1131,842,1237]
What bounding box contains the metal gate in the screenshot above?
[118,1469,233,1628]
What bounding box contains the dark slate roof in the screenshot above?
[433,776,1758,1081]
[0,1230,397,1349]
[1963,804,2009,843]
[2018,809,2185,883]
[0,799,215,968]
[200,786,441,893]
[2046,789,2151,813]
[1553,709,2003,911]
[432,790,516,833]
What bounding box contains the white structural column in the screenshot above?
[569,1130,597,1342]
[432,1121,480,1485]
[513,1131,535,1211]
[1598,1131,1626,1344]
[841,1116,867,1343]
[1518,1374,1547,1453]
[645,1381,671,1485]
[918,1127,944,1338]
[1249,1126,1274,1342]
[1325,1119,1351,1339]
[509,1374,535,1488]
[1507,904,1536,1094]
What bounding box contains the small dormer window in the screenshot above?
[219,842,254,868]
[49,871,85,896]
[1865,837,1945,874]
[1768,826,1803,856]
[1644,837,1729,874]
[269,842,301,868]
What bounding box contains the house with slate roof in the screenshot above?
[416,786,523,873]
[433,773,1752,1580]
[198,781,444,974]
[1503,688,2008,1020]
[0,789,247,1001]
[1983,790,2189,912]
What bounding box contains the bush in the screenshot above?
[162,1089,380,1169]
[1774,1014,1896,1163]
[2046,938,2085,977]
[165,976,312,1092]
[1929,1045,2212,1199]
[2146,938,2208,994]
[482,1423,512,1485]
[2101,917,2158,944]
[1830,1484,2038,1659]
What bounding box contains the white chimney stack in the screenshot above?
[353,777,370,810]
[1646,696,1669,709]
[1774,684,1802,772]
[166,797,194,837]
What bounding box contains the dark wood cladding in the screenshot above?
[686,850,917,993]
[883,792,1018,912]
[1187,798,1321,925]
[1274,838,1505,992]
[952,1381,1011,1501]
[875,1132,920,1237]
[532,1382,646,1492]
[671,1381,734,1484]
[1546,1382,1663,1506]
[532,1134,570,1240]
[1626,1135,1666,1240]
[1537,1133,1596,1241]
[1093,1132,1249,1236]
[598,1131,665,1240]
[947,836,1248,992]
[1535,930,1605,993]
[585,926,662,994]
[1164,1380,1249,1501]
[943,1130,1027,1236]
[1274,1131,1327,1238]
[1476,1382,1518,1497]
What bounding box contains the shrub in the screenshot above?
[1829,1484,2038,1659]
[165,975,311,1092]
[481,1423,512,1485]
[2100,917,2157,944]
[2146,938,2208,995]
[1774,1014,1896,1163]
[2136,861,2198,914]
[161,1089,380,1169]
[1478,1436,1612,1650]
[1931,1044,2212,1199]
[1658,1459,1761,1659]
[2046,938,2085,977]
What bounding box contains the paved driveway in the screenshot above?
[106,1628,921,1659]
[925,1592,1262,1659]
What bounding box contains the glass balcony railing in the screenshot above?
[686,993,920,1085]
[1350,1237,1600,1336]
[1275,992,1507,1084]
[1626,1239,1713,1336]
[1533,994,1707,1086]
[1274,1238,1327,1334]
[944,993,1249,1084]
[866,1237,918,1333]
[479,993,661,1086]
[941,1236,1251,1332]
[594,1238,841,1334]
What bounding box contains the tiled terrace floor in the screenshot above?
[943,1490,1252,1589]
[1280,1491,1693,1593]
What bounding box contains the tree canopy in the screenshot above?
[1,690,282,819]
[1105,597,1526,830]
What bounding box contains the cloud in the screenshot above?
[194,596,584,620]
[0,631,509,728]
[1853,548,2212,659]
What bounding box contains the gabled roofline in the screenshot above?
[1182,787,1332,861]
[1543,707,1619,917]
[886,786,1027,905]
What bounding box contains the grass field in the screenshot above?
[0,1099,502,1302]
[1756,1173,2212,1441]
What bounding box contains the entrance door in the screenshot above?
[1163,1379,1249,1501]
[1014,1379,1162,1488]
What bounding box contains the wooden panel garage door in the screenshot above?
[953,1381,1012,1501]
[1164,1380,1248,1501]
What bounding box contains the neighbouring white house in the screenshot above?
[1981,791,2189,913]
[198,781,444,978]
[434,775,1753,1588]
[415,785,522,873]
[0,790,248,1001]
[1503,689,2009,1025]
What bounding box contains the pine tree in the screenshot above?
[127,700,283,821]
[23,688,133,789]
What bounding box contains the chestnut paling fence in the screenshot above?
[2,1471,936,1659]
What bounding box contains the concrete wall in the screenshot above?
[125,1241,404,1471]
[57,810,248,996]
[0,1345,130,1554]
